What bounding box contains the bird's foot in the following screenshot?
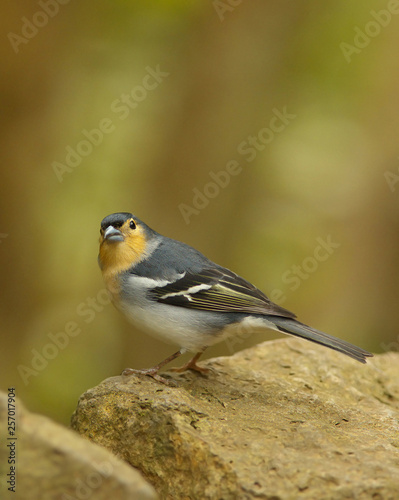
[122,367,177,387]
[170,355,210,375]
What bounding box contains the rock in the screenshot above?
[0,392,157,500]
[71,338,399,500]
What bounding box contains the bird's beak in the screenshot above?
[103,225,124,242]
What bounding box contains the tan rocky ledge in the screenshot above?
[71,338,399,500]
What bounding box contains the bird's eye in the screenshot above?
[129,219,136,230]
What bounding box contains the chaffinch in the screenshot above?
[98,212,372,384]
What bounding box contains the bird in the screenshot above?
[98,212,373,385]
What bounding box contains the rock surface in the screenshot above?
[0,392,157,500]
[71,338,399,500]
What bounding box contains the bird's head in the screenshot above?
[98,212,151,273]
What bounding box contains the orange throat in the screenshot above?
[99,236,146,297]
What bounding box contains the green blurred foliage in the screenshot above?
[1,0,399,424]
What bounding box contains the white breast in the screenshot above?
[116,274,225,352]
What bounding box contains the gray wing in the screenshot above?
[150,266,296,318]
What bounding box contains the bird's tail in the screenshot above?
[270,317,373,363]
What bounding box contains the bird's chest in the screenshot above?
[102,269,123,301]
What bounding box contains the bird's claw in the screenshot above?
[122,367,177,387]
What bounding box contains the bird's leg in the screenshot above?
[170,351,210,375]
[122,349,183,386]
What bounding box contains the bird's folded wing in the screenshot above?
[150,267,296,318]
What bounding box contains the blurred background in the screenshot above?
[1,1,398,425]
